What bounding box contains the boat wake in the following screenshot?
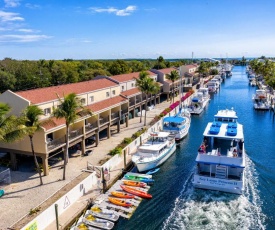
[162,157,266,230]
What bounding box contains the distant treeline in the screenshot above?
[0,57,194,93]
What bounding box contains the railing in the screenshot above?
[99,116,109,125]
[121,110,128,116]
[111,112,120,120]
[85,122,97,132]
[69,127,83,140]
[47,136,66,151]
[130,101,135,106]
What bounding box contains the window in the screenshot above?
[44,108,51,115]
[121,86,125,91]
[90,96,94,103]
[80,98,86,105]
[112,90,116,96]
[131,83,134,87]
[106,92,110,97]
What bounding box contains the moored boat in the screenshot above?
[108,197,133,207]
[88,207,119,222]
[146,168,160,175]
[193,108,246,194]
[252,89,271,110]
[131,132,176,172]
[120,185,152,199]
[111,191,135,199]
[187,88,210,115]
[122,180,147,187]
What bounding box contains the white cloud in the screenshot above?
[4,0,20,8]
[25,3,40,9]
[18,29,35,33]
[89,5,137,16]
[0,10,24,22]
[0,34,52,42]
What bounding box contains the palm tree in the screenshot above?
[166,70,180,103]
[52,93,92,180]
[136,72,155,126]
[0,103,24,143]
[22,105,44,185]
[151,82,161,106]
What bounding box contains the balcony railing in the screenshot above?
[111,112,120,120]
[47,136,66,151]
[85,122,97,132]
[99,116,109,125]
[69,127,83,140]
[130,101,135,106]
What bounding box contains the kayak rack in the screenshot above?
[91,173,151,219]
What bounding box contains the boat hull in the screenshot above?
[193,174,244,195]
[108,197,132,207]
[135,143,176,172]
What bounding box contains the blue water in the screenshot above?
[114,66,275,230]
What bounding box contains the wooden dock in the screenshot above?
[91,173,152,219]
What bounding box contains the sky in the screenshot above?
[1,0,275,60]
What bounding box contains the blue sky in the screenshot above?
[0,0,275,60]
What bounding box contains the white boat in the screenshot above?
[71,218,103,230]
[188,88,210,115]
[193,108,246,194]
[213,75,223,83]
[252,89,271,110]
[131,132,176,172]
[207,80,219,93]
[162,110,191,140]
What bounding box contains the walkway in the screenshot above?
[0,96,180,229]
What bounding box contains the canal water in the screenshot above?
[114,66,275,230]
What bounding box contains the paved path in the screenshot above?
[0,97,179,229]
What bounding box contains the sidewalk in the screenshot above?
[0,97,177,229]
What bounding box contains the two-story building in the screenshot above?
[0,78,129,175]
[109,71,161,118]
[180,64,199,86]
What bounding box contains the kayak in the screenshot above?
[122,180,147,188]
[111,191,135,199]
[124,175,154,183]
[146,168,160,175]
[83,214,114,230]
[89,207,120,222]
[108,197,132,207]
[120,185,152,199]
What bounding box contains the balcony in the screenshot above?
[85,122,97,132]
[130,101,135,106]
[111,112,120,120]
[69,127,83,141]
[99,116,109,125]
[47,136,66,151]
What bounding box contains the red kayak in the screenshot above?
[120,185,152,199]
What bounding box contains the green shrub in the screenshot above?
[122,137,133,145]
[109,147,123,156]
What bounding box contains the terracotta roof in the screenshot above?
[157,67,178,74]
[110,71,156,83]
[15,78,118,104]
[41,95,128,131]
[87,95,128,113]
[183,64,198,70]
[120,88,141,97]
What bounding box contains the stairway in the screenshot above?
[215,165,227,179]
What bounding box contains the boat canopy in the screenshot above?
[163,116,185,123]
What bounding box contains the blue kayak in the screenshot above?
[146,168,160,175]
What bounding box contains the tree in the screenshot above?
[0,103,25,143]
[108,60,130,75]
[166,70,180,103]
[136,71,156,126]
[22,105,44,185]
[52,93,92,180]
